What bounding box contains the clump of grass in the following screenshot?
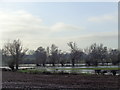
[18,68,54,74]
[29,69,41,74]
[18,69,28,73]
[18,69,44,74]
[57,71,70,75]
[79,73,93,76]
[42,71,52,74]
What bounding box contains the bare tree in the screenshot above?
[96,44,108,65]
[49,44,59,67]
[3,39,28,70]
[68,42,83,67]
[84,43,108,66]
[109,49,119,65]
[35,47,47,67]
[58,51,68,67]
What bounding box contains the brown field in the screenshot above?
[2,71,120,90]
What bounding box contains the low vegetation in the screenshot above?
[17,67,120,75]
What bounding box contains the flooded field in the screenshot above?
[1,64,119,75]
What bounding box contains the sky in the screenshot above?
[0,2,118,52]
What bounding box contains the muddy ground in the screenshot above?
[2,71,120,90]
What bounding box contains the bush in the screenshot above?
[42,71,52,74]
[2,68,11,71]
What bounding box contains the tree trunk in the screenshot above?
[43,63,46,67]
[16,64,18,70]
[61,63,64,67]
[16,58,19,70]
[52,63,55,67]
[72,59,75,67]
[9,64,14,71]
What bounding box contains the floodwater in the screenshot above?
[1,64,119,75]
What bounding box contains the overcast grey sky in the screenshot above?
[0,2,118,51]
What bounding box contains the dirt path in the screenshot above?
[2,71,120,90]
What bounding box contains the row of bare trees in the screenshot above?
[35,44,69,67]
[2,40,27,70]
[84,43,120,66]
[2,39,120,71]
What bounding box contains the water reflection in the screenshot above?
[1,64,119,75]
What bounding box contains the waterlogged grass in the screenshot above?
[18,68,62,74]
[57,67,120,71]
[18,67,119,75]
[18,68,48,74]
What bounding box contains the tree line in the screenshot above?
[2,39,120,71]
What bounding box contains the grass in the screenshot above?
[18,68,62,74]
[53,67,120,71]
[18,68,47,74]
[17,67,120,75]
